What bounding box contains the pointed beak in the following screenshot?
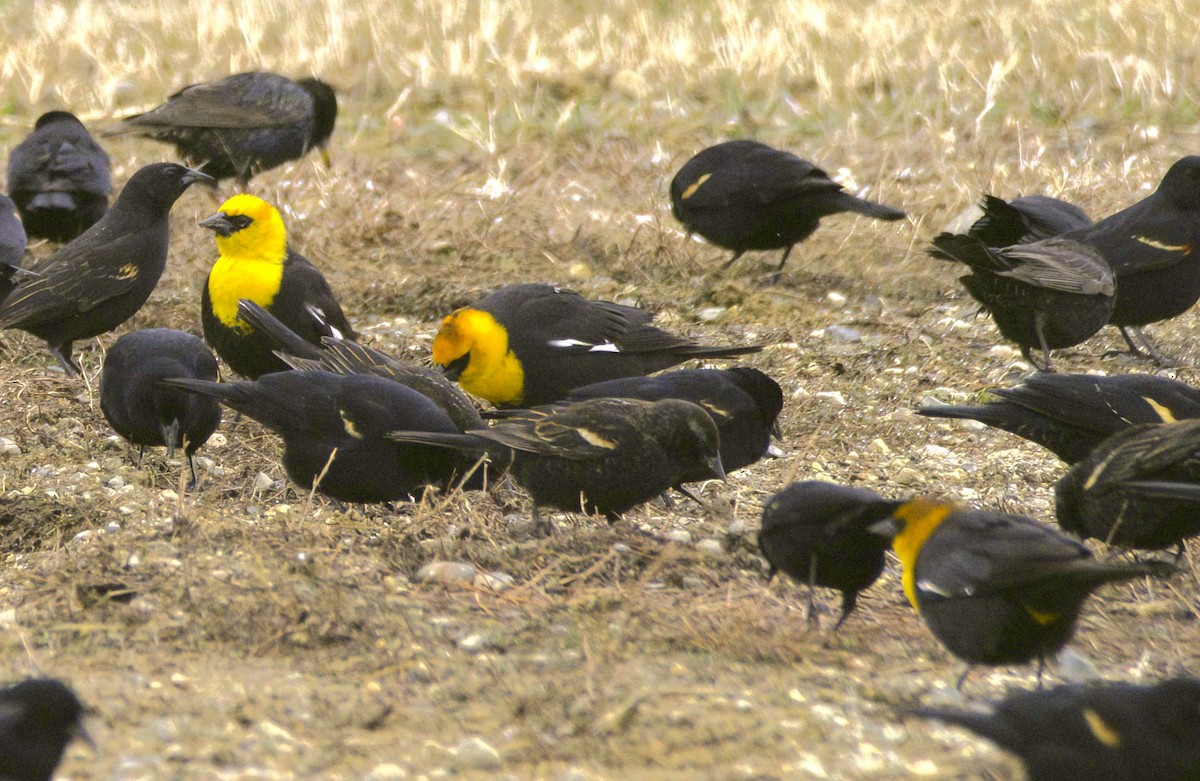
[707,453,727,482]
[74,719,96,750]
[181,168,215,187]
[198,212,234,237]
[161,419,181,459]
[441,354,470,382]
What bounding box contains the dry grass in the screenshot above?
[1,1,1200,779]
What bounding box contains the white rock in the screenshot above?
[922,444,951,458]
[451,737,502,770]
[815,391,847,406]
[474,571,515,592]
[826,291,847,305]
[415,561,478,584]
[696,538,724,555]
[253,472,275,492]
[663,529,691,544]
[458,634,492,653]
[987,344,1019,359]
[728,520,748,536]
[0,438,21,456]
[365,764,408,781]
[107,476,126,489]
[696,307,726,322]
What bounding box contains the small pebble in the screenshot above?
[663,529,691,544]
[252,472,275,492]
[823,324,862,343]
[696,538,724,555]
[815,391,847,406]
[451,737,502,770]
[826,291,847,305]
[416,561,478,584]
[458,634,492,653]
[894,467,922,485]
[0,438,21,456]
[473,571,515,592]
[696,307,726,322]
[365,764,408,781]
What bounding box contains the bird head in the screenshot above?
[198,194,287,262]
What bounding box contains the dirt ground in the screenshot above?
[2,2,1200,779]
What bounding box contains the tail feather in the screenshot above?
[386,430,481,450]
[28,192,77,212]
[159,377,255,411]
[672,343,765,359]
[834,191,906,221]
[929,233,1007,272]
[236,299,326,361]
[905,706,1020,752]
[916,402,1007,426]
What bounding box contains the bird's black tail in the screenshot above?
[236,299,326,361]
[905,706,1020,752]
[834,191,906,221]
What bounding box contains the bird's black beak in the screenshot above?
[441,354,470,382]
[198,212,234,237]
[182,169,215,186]
[707,454,727,482]
[160,419,180,459]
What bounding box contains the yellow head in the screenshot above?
[432,308,524,406]
[888,498,957,612]
[200,194,287,263]
[199,194,289,329]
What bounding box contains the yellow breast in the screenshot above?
[208,254,286,331]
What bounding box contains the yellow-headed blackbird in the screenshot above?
[162,370,481,503]
[1063,156,1200,363]
[432,283,762,407]
[758,481,903,630]
[0,678,91,781]
[919,372,1200,464]
[0,194,30,300]
[389,397,725,520]
[112,72,337,186]
[100,329,221,486]
[0,163,211,376]
[669,140,905,281]
[929,233,1114,370]
[873,499,1168,683]
[564,367,783,477]
[1055,418,1200,551]
[907,677,1200,781]
[235,298,484,431]
[199,194,354,379]
[6,111,111,242]
[967,194,1093,247]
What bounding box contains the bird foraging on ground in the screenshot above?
[918,372,1200,464]
[0,163,211,376]
[1062,156,1200,363]
[100,329,221,486]
[162,370,483,503]
[6,111,111,242]
[0,677,91,781]
[872,498,1170,685]
[564,366,783,477]
[906,677,1200,781]
[929,233,1115,370]
[111,71,337,185]
[0,193,30,300]
[432,283,762,407]
[669,140,905,282]
[390,397,725,521]
[199,194,354,379]
[1055,417,1200,551]
[235,298,483,430]
[967,194,1093,247]
[758,481,903,630]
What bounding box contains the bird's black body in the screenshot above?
[758,481,903,629]
[115,72,337,184]
[236,298,484,431]
[930,233,1115,369]
[6,111,111,242]
[434,282,762,407]
[163,371,478,503]
[918,372,1200,464]
[669,140,905,278]
[390,397,725,520]
[0,163,210,375]
[909,677,1200,781]
[0,678,89,781]
[100,329,221,484]
[0,193,29,300]
[1056,418,1200,550]
[968,194,1093,247]
[565,366,783,477]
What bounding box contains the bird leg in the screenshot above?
[1113,326,1185,367]
[806,553,821,630]
[955,664,974,691]
[766,245,796,286]
[719,250,746,272]
[49,342,80,377]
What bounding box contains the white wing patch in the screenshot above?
[547,338,621,353]
[306,303,345,339]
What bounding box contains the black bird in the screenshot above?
[198,194,355,379]
[564,366,783,477]
[1055,417,1200,551]
[0,678,90,781]
[162,370,483,503]
[1061,156,1200,362]
[100,329,222,486]
[967,194,1093,247]
[907,677,1200,781]
[235,298,485,431]
[0,163,211,376]
[389,397,725,521]
[0,193,30,300]
[112,71,337,185]
[873,498,1169,685]
[432,283,762,407]
[6,111,111,242]
[758,481,903,630]
[918,372,1200,464]
[669,140,905,281]
[929,233,1115,370]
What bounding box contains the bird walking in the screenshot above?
[111,71,337,186]
[0,678,91,781]
[6,111,111,242]
[0,163,211,376]
[199,194,354,379]
[669,140,905,281]
[100,329,222,486]
[432,283,762,407]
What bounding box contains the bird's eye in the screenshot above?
[230,215,253,230]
